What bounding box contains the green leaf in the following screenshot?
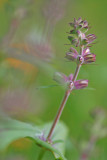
[81,39,88,45]
[0,115,40,150]
[68,36,74,42]
[34,122,68,159]
[81,27,88,33]
[70,30,77,35]
[0,115,68,160]
[71,30,76,34]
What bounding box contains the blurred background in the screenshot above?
[0,0,107,159]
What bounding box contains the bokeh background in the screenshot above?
[0,0,107,159]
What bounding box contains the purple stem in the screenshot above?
[47,64,81,142]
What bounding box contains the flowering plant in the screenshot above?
[0,17,99,160]
[47,17,96,142]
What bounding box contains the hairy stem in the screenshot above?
[47,64,81,142]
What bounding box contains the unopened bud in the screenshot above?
[74,79,89,89]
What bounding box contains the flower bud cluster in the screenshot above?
[66,47,96,65]
[54,18,96,91]
[68,17,96,47]
[66,17,96,64]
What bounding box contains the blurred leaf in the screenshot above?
[0,115,68,160]
[5,48,57,79]
[36,84,62,89]
[0,115,40,150]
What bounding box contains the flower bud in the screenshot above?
[77,17,82,23]
[74,79,89,89]
[53,72,67,84]
[86,34,96,44]
[68,36,79,47]
[70,47,78,54]
[83,53,96,63]
[81,48,96,64]
[72,39,80,47]
[69,18,89,32]
[77,31,85,40]
[53,72,73,85]
[82,48,91,55]
[54,72,89,90]
[68,35,80,47]
[83,21,88,28]
[65,52,77,61]
[65,47,78,61]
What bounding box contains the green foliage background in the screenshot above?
[0,0,107,159]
